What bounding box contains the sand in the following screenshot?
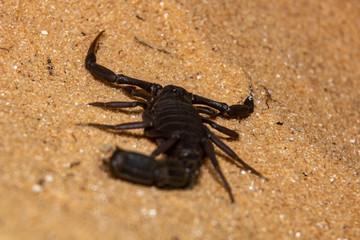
[0,0,359,239]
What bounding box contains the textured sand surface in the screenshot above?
[0,0,359,239]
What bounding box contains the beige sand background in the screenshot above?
[0,0,359,239]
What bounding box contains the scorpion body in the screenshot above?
[81,31,267,202]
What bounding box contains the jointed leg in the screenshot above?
[122,86,154,102]
[207,131,268,181]
[150,134,180,157]
[85,31,163,95]
[192,93,254,118]
[87,86,152,109]
[196,106,217,117]
[201,117,238,138]
[202,138,235,203]
[88,101,147,108]
[78,121,152,130]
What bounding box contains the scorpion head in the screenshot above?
[150,83,163,96]
[159,85,193,102]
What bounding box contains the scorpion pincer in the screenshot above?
[80,31,268,203]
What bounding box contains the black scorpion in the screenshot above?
[80,31,267,203]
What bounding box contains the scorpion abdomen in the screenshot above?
[110,147,195,188]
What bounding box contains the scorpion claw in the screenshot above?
[226,95,254,118]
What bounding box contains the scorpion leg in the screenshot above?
[110,147,194,188]
[207,131,268,181]
[201,117,238,138]
[202,139,235,203]
[88,101,147,108]
[78,121,152,130]
[192,93,254,118]
[150,134,180,157]
[196,106,217,117]
[85,31,163,95]
[87,86,152,109]
[122,86,154,102]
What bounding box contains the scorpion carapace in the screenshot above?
[80,30,268,203]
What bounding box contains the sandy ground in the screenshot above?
[0,0,359,239]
